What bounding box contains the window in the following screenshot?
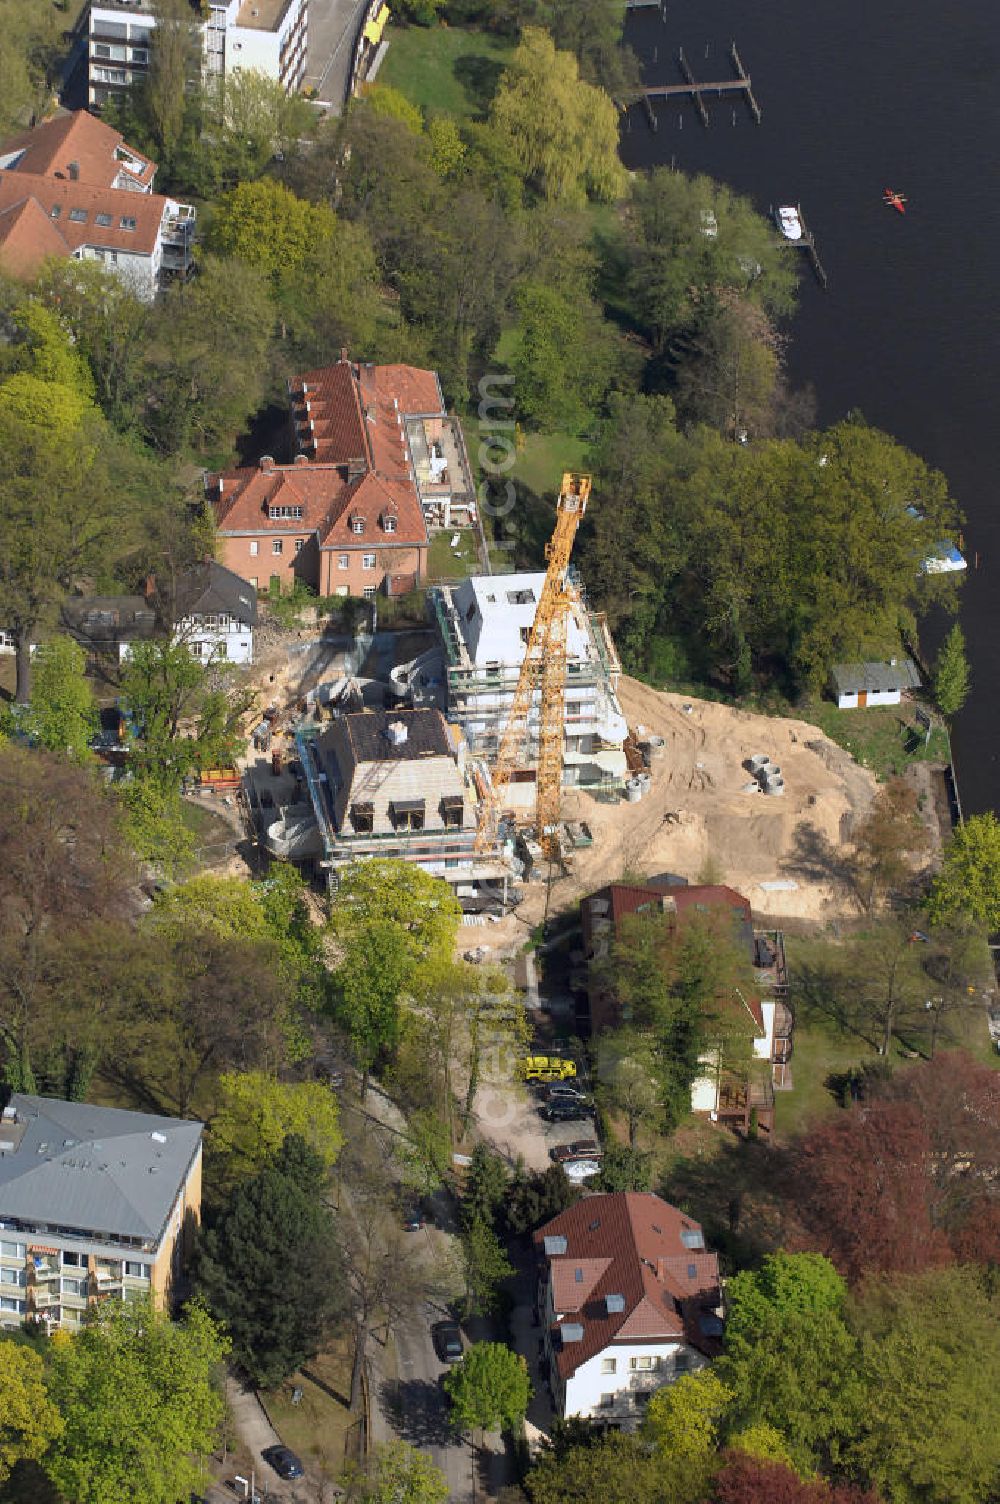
[441,797,464,830]
[0,1241,25,1260]
[272,539,283,555]
[295,538,304,554]
[95,212,113,227]
[0,1297,25,1314]
[249,577,258,588]
[362,586,377,600]
[124,1261,149,1279]
[350,803,374,833]
[69,208,87,223]
[120,216,136,231]
[61,1251,85,1268]
[601,1357,617,1374]
[268,505,303,520]
[215,641,227,660]
[0,1268,24,1286]
[61,1277,86,1297]
[249,540,259,556]
[392,801,425,832]
[362,553,376,571]
[599,1393,616,1409]
[382,513,397,533]
[337,554,349,570]
[629,1355,658,1372]
[50,204,61,219]
[351,515,365,534]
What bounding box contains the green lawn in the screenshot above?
[261,1336,361,1482]
[427,526,480,580]
[462,414,590,498]
[379,22,515,122]
[798,697,951,780]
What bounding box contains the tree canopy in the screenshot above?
[444,1343,531,1433]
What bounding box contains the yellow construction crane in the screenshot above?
[475,472,592,859]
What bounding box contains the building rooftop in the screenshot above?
[830,658,921,695]
[235,0,294,29]
[0,111,156,191]
[338,707,454,764]
[446,573,593,667]
[534,1193,721,1380]
[0,1095,202,1245]
[172,560,257,626]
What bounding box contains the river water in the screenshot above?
[622,0,999,815]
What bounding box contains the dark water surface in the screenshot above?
[622,0,1000,814]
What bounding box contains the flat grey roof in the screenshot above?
[0,1095,202,1244]
[831,658,921,695]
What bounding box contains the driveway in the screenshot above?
[305,0,370,108]
[473,1078,598,1175]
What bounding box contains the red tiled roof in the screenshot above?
[0,111,156,190]
[534,1193,721,1380]
[0,174,166,258]
[0,195,69,278]
[550,1256,611,1313]
[290,358,444,473]
[212,458,428,552]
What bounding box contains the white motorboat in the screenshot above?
[775,205,803,241]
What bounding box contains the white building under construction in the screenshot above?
[429,572,629,804]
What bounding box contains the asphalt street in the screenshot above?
[304,0,371,109]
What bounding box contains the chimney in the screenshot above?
[68,160,80,180]
[217,476,224,496]
[294,453,309,466]
[347,457,365,482]
[386,720,408,747]
[259,454,274,473]
[340,346,349,363]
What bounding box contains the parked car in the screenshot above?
[432,1321,464,1364]
[564,1158,602,1183]
[550,1138,601,1164]
[402,1202,426,1232]
[542,1099,590,1123]
[261,1446,304,1481]
[541,1082,591,1105]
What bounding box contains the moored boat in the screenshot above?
[775,205,803,241]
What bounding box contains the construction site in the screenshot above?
[222,472,890,928]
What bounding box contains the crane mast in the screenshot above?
[475,472,592,859]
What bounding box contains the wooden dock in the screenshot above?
[641,41,761,129]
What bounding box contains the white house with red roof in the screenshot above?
[0,112,194,297]
[534,1192,723,1426]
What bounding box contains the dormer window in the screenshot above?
[268,505,303,520]
[381,513,397,534]
[350,514,366,535]
[120,216,136,231]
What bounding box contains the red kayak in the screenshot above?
[883,188,907,214]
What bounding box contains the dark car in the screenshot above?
[402,1202,426,1231]
[432,1321,464,1364]
[542,1099,590,1123]
[261,1445,304,1481]
[550,1138,601,1164]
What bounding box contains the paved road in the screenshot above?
[304,0,370,109]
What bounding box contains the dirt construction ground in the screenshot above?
[513,676,882,932]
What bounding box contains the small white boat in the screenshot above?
[775,205,803,241]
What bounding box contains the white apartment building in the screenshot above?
[85,0,308,109]
[430,572,629,806]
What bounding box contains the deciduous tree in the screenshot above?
[925,812,1000,930]
[490,29,627,205]
[643,1370,732,1498]
[444,1343,531,1434]
[851,1267,1000,1504]
[211,1071,343,1181]
[0,1340,63,1485]
[44,1297,228,1504]
[526,1430,663,1504]
[344,1441,449,1504]
[20,636,97,759]
[709,1454,881,1504]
